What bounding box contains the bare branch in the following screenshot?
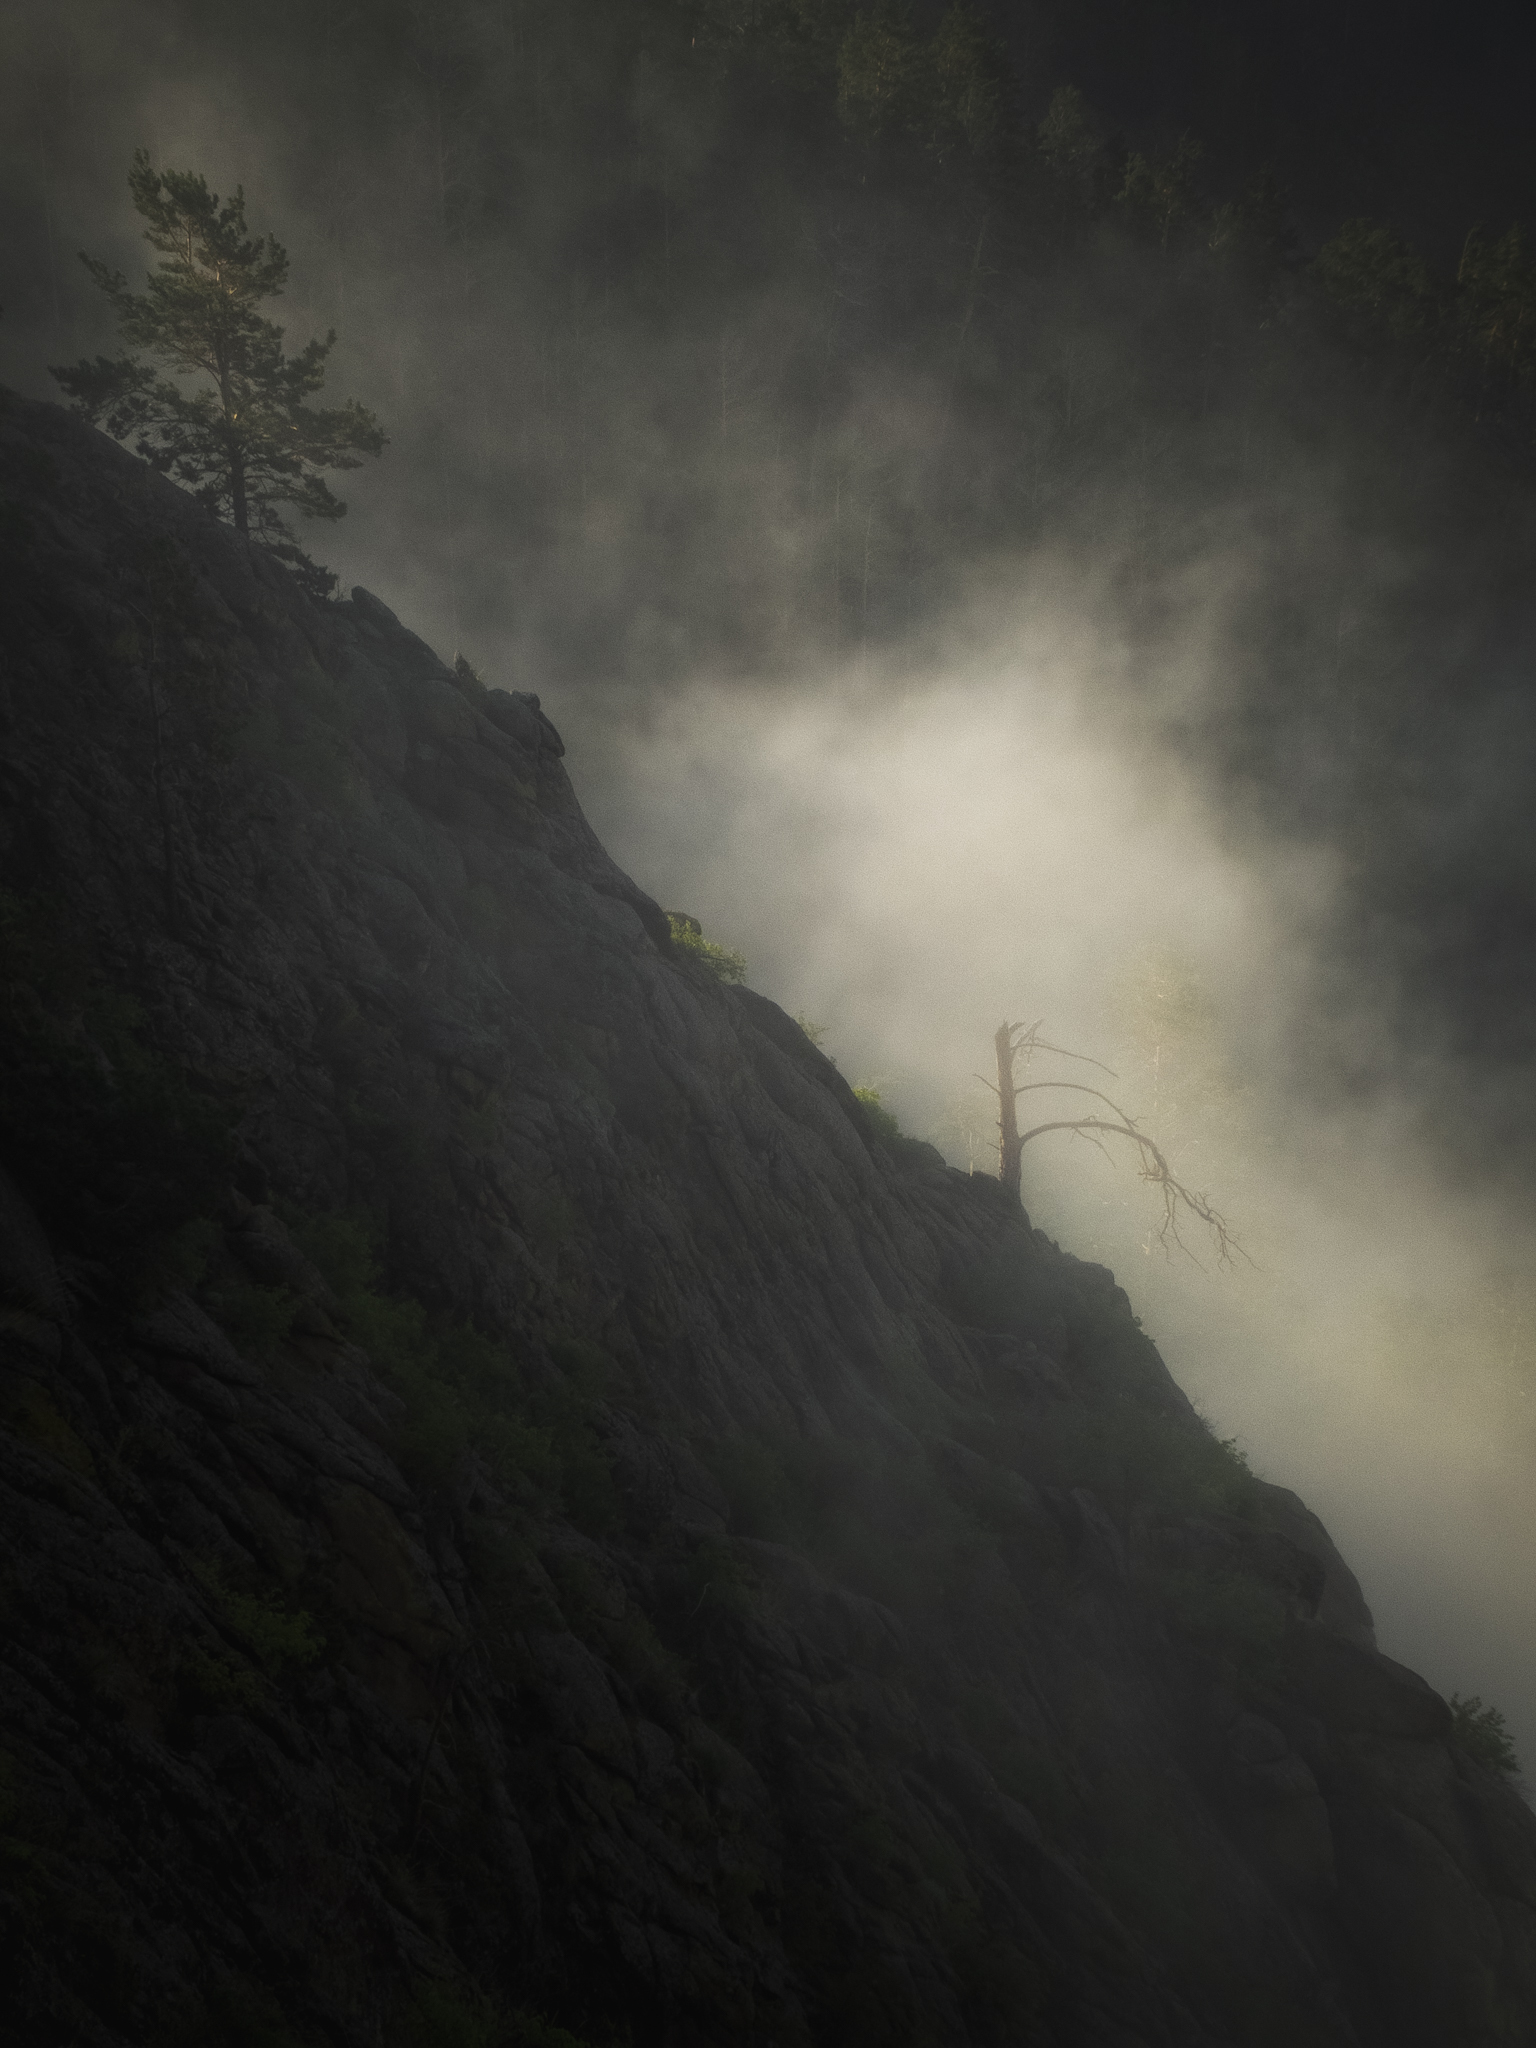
[989,1012,1241,1264]
[1017,1115,1248,1268]
[1005,1018,1044,1044]
[973,1074,1001,1097]
[1027,1038,1118,1077]
[1070,1125,1116,1167]
[1012,1080,1134,1120]
[1004,1018,1116,1077]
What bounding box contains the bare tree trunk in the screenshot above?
[995,1021,1023,1200]
[982,1015,1243,1263]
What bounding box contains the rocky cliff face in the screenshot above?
[2,390,1534,2048]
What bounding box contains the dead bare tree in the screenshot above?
[979,1019,1244,1265]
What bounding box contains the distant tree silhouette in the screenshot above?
[1118,132,1204,252]
[836,1,1008,159]
[52,151,385,594]
[1455,225,1536,400]
[1314,218,1436,342]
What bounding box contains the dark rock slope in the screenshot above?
[2,390,1534,2048]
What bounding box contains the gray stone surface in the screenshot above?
[2,390,1535,2046]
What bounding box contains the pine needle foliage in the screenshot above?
[51,151,385,595]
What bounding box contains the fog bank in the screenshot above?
[558,623,1536,1771]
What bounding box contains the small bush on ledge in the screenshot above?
[1449,1693,1522,1776]
[665,911,746,983]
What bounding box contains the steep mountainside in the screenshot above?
[2,391,1535,2048]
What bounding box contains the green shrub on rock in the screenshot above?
[852,1085,903,1143]
[1449,1693,1522,1776]
[665,911,746,983]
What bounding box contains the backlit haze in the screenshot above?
[561,597,1536,1776]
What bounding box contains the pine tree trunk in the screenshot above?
[146,657,181,936]
[217,365,248,537]
[995,1022,1022,1200]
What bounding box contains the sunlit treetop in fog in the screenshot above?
[50,149,385,597]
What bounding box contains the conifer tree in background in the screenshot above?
[1117,132,1204,252]
[1313,218,1436,344]
[1037,85,1105,196]
[835,1,1008,160]
[51,152,385,596]
[1455,224,1536,397]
